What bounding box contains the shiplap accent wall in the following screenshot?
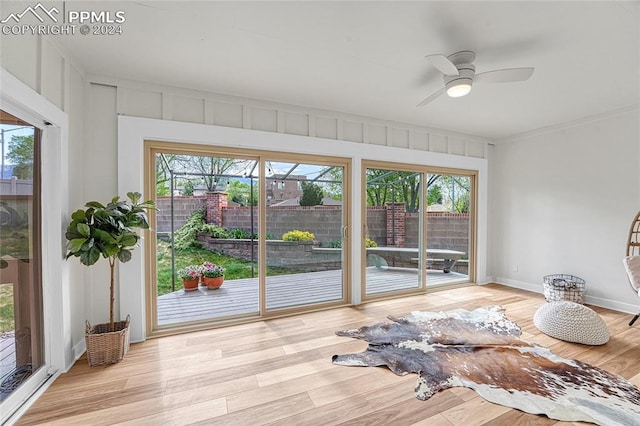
[91,74,490,159]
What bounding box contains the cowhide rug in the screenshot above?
[332,306,640,425]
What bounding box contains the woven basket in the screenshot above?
[85,315,130,367]
[543,274,586,304]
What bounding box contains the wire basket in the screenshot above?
[543,274,586,304]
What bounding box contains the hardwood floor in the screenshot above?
[16,284,640,425]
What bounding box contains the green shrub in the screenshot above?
[173,209,206,250]
[282,230,315,241]
[201,224,231,239]
[366,237,378,247]
[229,228,250,239]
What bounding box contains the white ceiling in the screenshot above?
[55,1,639,140]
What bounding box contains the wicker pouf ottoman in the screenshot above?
[533,301,609,345]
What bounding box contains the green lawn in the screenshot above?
[156,240,293,295]
[0,284,15,333]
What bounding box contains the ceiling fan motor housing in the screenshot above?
[444,64,475,93]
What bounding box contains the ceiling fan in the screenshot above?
[417,51,534,106]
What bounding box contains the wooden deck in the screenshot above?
[157,268,467,325]
[0,332,16,380]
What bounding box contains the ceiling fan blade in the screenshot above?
[426,54,459,76]
[417,87,446,107]
[475,67,534,83]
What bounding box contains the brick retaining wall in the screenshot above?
[157,196,469,255]
[156,196,207,234]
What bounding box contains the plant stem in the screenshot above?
[109,257,115,332]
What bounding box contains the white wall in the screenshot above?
[1,33,86,367]
[490,108,640,313]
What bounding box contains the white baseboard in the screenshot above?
[70,339,86,371]
[494,277,639,315]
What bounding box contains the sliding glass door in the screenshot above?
[264,160,347,311]
[150,148,261,328]
[362,161,476,300]
[364,164,424,297]
[426,172,473,286]
[146,144,349,333]
[0,110,44,403]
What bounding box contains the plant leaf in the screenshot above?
[102,244,120,257]
[76,222,90,238]
[71,209,86,221]
[67,238,87,253]
[127,192,141,204]
[118,249,132,263]
[80,246,101,265]
[85,201,105,209]
[120,233,138,247]
[93,228,116,244]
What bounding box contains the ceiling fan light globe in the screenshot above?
[447,83,472,97]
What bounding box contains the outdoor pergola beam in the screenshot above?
[367,170,397,185]
[280,163,299,180]
[312,166,335,182]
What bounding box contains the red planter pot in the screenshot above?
[182,278,200,291]
[202,276,224,289]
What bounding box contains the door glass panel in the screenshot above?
[153,151,260,327]
[426,173,471,285]
[0,111,43,401]
[365,167,422,296]
[264,161,345,310]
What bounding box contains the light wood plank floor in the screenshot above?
[17,284,640,425]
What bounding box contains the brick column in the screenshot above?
[206,191,228,225]
[386,202,406,247]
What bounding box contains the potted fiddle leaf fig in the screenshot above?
[65,192,155,366]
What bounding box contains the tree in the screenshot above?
[427,184,443,205]
[156,182,170,196]
[439,175,470,212]
[299,181,324,206]
[155,152,176,195]
[454,192,470,213]
[366,169,440,211]
[173,155,250,192]
[398,172,420,212]
[182,180,195,196]
[323,166,344,202]
[7,134,33,179]
[227,179,258,206]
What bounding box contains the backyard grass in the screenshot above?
[156,240,293,295]
[0,284,14,332]
[1,221,29,333]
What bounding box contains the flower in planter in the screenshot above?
[282,230,315,241]
[177,264,201,280]
[200,261,225,278]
